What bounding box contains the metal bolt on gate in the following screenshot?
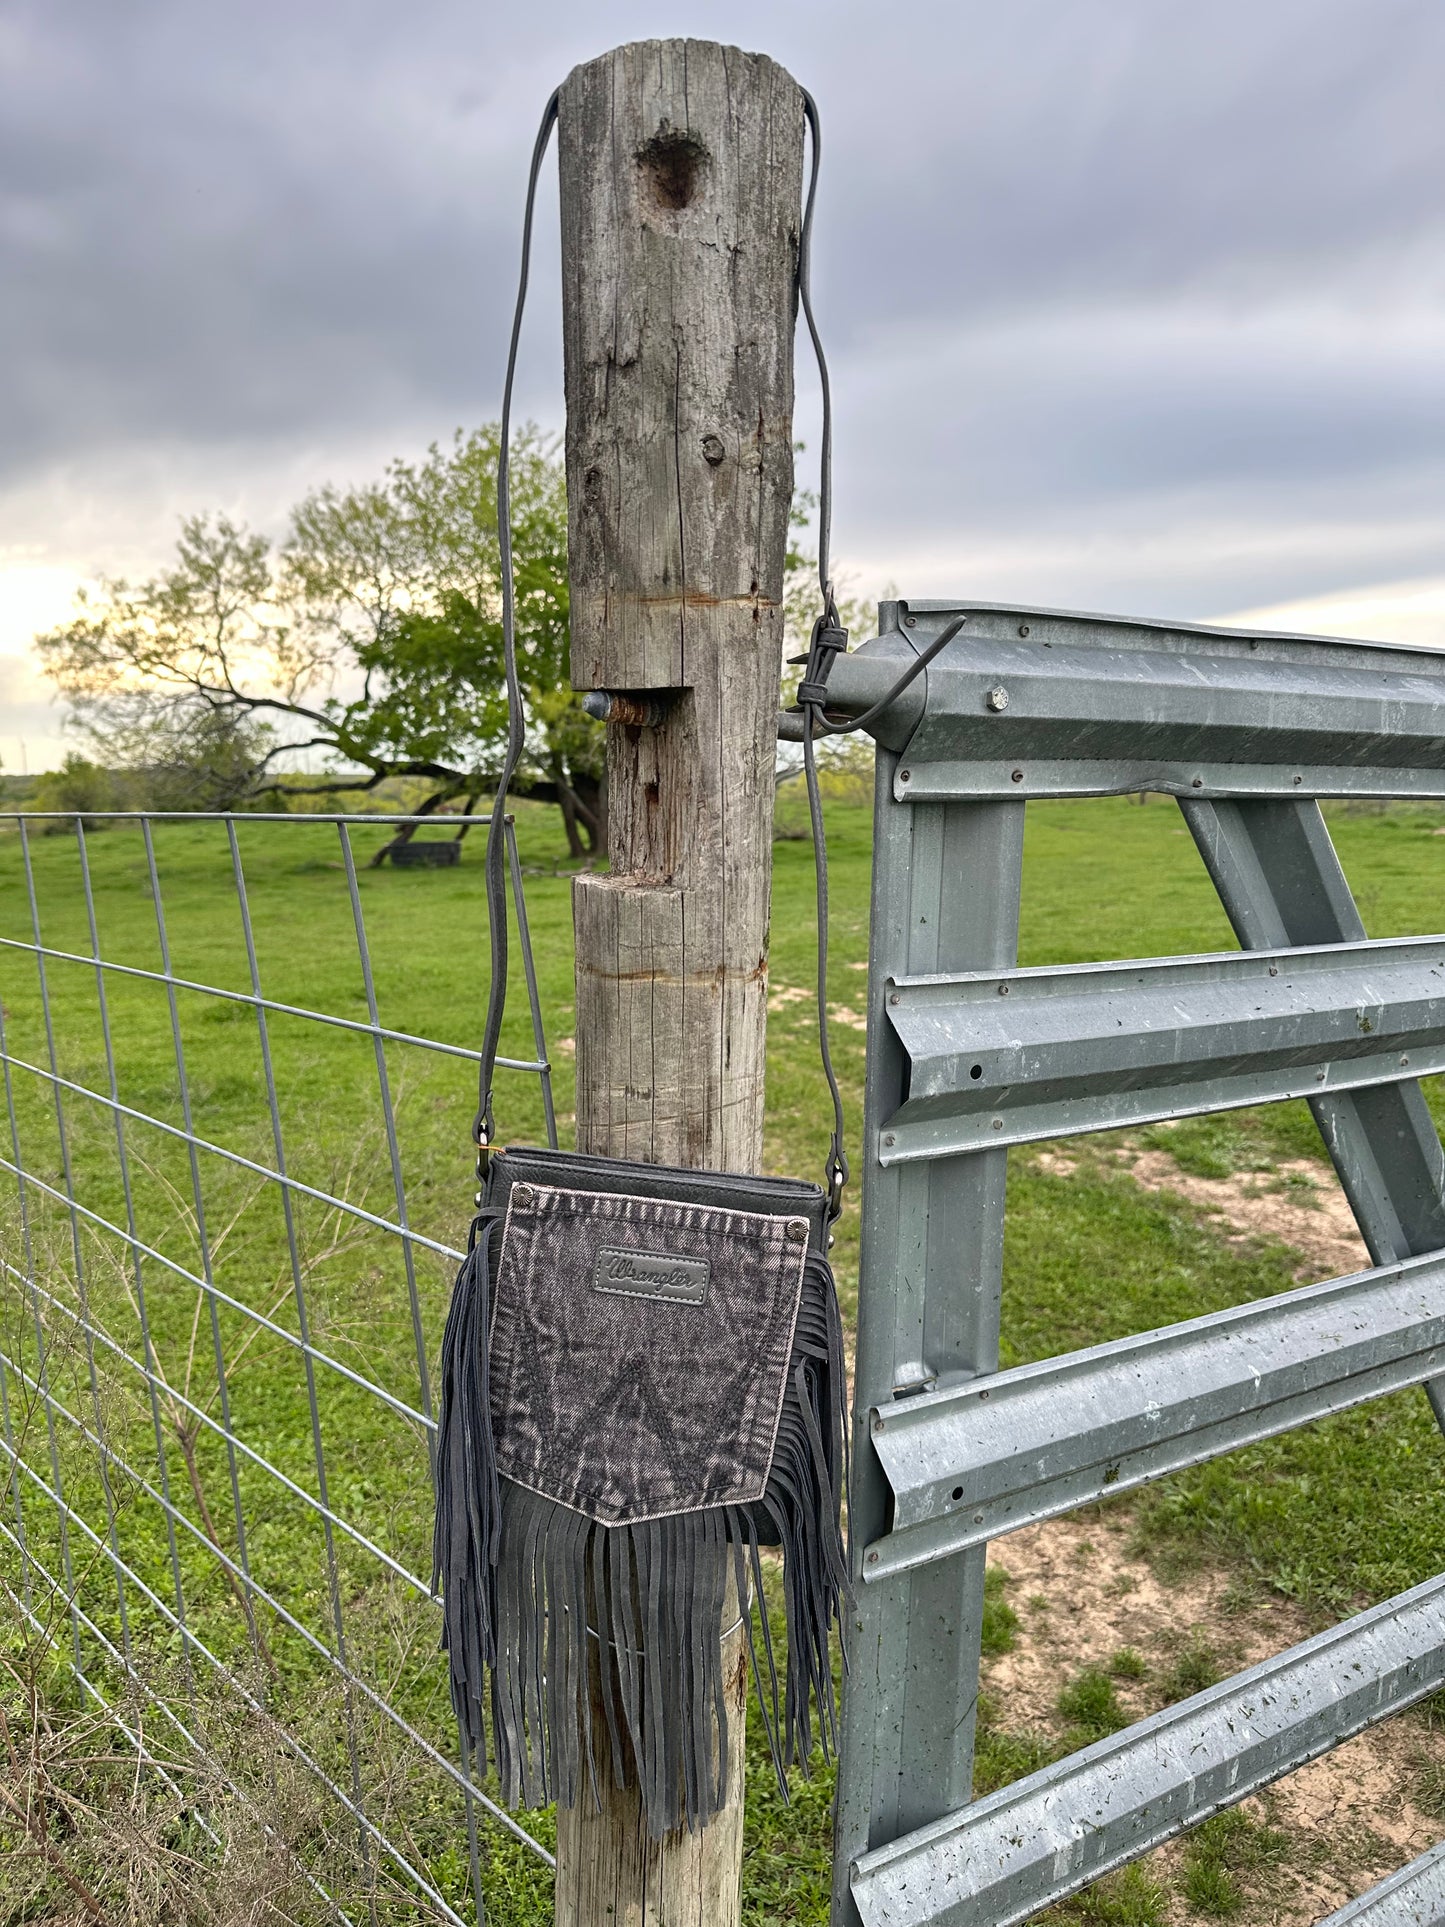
[827,602,1445,1927]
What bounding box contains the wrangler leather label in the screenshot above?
[592,1245,710,1306]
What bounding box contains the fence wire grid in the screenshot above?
[0,809,560,1922]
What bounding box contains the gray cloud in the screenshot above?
[1,0,1442,618]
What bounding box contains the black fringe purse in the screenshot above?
[432,84,853,1841]
[434,1149,848,1834]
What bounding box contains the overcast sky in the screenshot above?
[2,0,1442,768]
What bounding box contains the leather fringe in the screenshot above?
[432,1212,501,1767]
[434,1232,850,1836]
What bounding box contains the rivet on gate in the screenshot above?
[1268,966,1278,977]
[867,1550,879,1564]
[1011,769,1024,783]
[1293,774,1303,785]
[997,983,1010,996]
[986,686,1009,712]
[900,769,912,782]
[1192,777,1204,788]
[992,1118,1004,1130]
[889,992,901,1006]
[1401,1055,1410,1067]
[973,1513,984,1525]
[786,1219,809,1244]
[883,1133,896,1147]
[1017,624,1030,637]
[978,1388,990,1400]
[512,1185,535,1208]
[905,616,917,626]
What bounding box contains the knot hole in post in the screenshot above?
[637,126,709,210]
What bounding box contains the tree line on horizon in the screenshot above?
[26,427,860,860]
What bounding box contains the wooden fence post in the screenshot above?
[556,36,805,1925]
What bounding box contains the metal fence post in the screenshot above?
[833,737,1025,1922]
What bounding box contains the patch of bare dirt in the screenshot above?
[1035,1142,1369,1281]
[986,1509,1445,1923]
[767,980,868,1029]
[767,983,812,1013]
[986,1507,1307,1725]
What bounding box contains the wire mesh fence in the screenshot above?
[0,809,559,1922]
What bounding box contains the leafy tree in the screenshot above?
[31,753,121,830]
[123,705,276,811]
[36,426,605,860]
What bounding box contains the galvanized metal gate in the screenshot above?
[828,602,1445,1927]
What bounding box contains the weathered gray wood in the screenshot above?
[557,37,805,1924]
[554,1593,749,1927]
[564,38,801,1181]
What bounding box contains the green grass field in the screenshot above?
[2,793,1443,1922]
